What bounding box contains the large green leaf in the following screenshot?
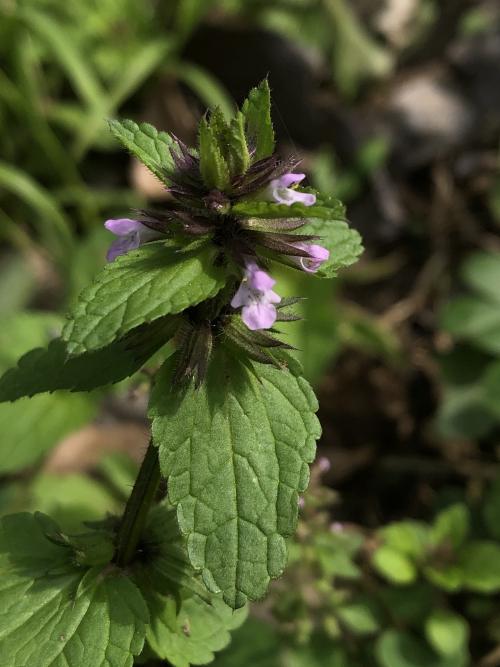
[0,513,149,667]
[0,318,175,401]
[108,119,176,184]
[63,242,227,355]
[146,595,246,667]
[149,350,320,608]
[241,79,275,161]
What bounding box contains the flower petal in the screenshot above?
[278,173,305,188]
[231,283,252,309]
[104,218,144,236]
[242,301,278,330]
[106,232,140,262]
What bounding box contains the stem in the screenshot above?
[115,440,162,567]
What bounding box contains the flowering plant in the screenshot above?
[0,81,362,665]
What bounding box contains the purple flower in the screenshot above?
[291,242,330,273]
[231,260,281,330]
[317,456,331,473]
[104,218,163,262]
[268,173,316,207]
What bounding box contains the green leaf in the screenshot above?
[458,541,500,593]
[149,350,320,608]
[378,521,429,559]
[430,504,470,550]
[461,252,500,304]
[0,393,94,474]
[0,513,149,666]
[297,218,364,278]
[372,546,417,584]
[0,318,175,401]
[375,631,444,667]
[211,617,281,667]
[63,242,226,355]
[231,194,346,222]
[226,112,251,177]
[108,119,176,184]
[198,117,231,190]
[337,600,381,635]
[30,474,121,533]
[146,595,247,667]
[441,296,500,354]
[242,79,275,161]
[425,610,469,658]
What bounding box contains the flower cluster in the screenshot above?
[106,171,329,330]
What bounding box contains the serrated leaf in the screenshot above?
[149,350,320,608]
[198,117,230,190]
[295,218,363,278]
[63,242,226,355]
[226,112,250,177]
[0,318,175,402]
[0,513,149,667]
[242,79,275,161]
[146,595,247,667]
[108,119,175,184]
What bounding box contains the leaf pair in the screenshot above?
[0,507,245,667]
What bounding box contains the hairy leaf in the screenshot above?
[0,318,176,402]
[297,218,363,278]
[63,242,226,355]
[0,513,148,667]
[242,79,275,161]
[149,350,320,608]
[198,117,230,190]
[108,119,175,184]
[146,595,247,667]
[231,193,346,221]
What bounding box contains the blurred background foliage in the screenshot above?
[1,0,500,665]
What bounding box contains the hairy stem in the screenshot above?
[115,440,161,567]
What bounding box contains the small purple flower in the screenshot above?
[231,260,281,330]
[317,456,331,473]
[291,242,330,273]
[104,218,163,262]
[268,173,316,207]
